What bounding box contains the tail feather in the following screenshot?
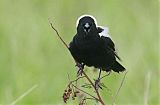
[111,61,125,73]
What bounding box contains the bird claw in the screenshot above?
[95,78,102,90]
[75,63,84,77]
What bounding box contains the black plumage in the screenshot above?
[69,15,125,73]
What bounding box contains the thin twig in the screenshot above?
[49,18,69,49]
[72,76,86,83]
[67,76,86,88]
[72,84,98,100]
[9,84,38,105]
[112,72,128,105]
[67,72,71,82]
[83,72,105,105]
[144,71,151,105]
[68,75,99,101]
[85,97,97,101]
[81,97,98,104]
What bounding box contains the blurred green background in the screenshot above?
[0,0,158,105]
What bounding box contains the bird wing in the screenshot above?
[97,26,121,61]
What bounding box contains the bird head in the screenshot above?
[76,15,97,38]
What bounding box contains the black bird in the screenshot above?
[69,15,125,77]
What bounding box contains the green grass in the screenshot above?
[0,0,158,105]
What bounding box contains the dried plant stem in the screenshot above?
[10,84,38,105]
[112,71,128,105]
[72,84,98,100]
[49,19,69,49]
[49,20,106,105]
[144,71,151,105]
[83,71,105,105]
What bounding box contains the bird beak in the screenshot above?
[84,23,90,34]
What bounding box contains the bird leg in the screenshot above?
[76,63,85,76]
[95,69,102,90]
[100,71,111,80]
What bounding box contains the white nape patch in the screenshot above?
[76,14,97,27]
[98,26,111,38]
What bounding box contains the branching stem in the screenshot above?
[112,71,128,105]
[72,84,98,100]
[49,18,69,49]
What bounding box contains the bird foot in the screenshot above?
[95,78,102,90]
[75,63,84,77]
